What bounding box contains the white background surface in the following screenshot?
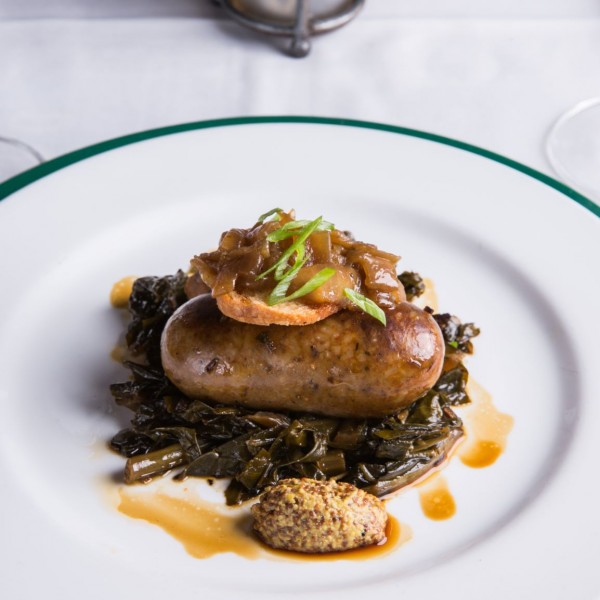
[0,0,599,183]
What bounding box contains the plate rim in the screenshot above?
[0,115,598,218]
[0,115,598,599]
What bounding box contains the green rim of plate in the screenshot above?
[0,115,598,217]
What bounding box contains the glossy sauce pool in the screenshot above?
[458,379,514,469]
[118,488,260,559]
[418,475,456,521]
[413,377,513,521]
[117,486,410,561]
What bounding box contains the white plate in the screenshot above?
[0,117,598,600]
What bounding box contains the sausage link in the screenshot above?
[161,295,444,418]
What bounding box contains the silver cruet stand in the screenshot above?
[217,0,365,57]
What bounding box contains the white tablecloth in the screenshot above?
[1,1,599,185]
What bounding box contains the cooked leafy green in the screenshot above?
[433,313,480,354]
[124,271,187,367]
[398,271,426,301]
[110,271,477,505]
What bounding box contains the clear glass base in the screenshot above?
[546,98,600,202]
[0,137,44,183]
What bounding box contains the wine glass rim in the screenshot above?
[545,97,600,203]
[0,136,45,165]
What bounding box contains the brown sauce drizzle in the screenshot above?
[117,487,410,561]
[414,378,513,521]
[118,488,260,559]
[459,379,514,468]
[418,475,456,521]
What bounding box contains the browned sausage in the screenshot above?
[160,294,444,418]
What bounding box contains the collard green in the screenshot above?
[111,272,478,504]
[433,312,481,354]
[398,271,426,301]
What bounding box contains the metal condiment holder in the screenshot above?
[218,0,365,57]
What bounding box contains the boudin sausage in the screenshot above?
[161,294,444,418]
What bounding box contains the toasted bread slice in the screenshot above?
[216,290,340,326]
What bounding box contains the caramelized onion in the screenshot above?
[191,211,407,314]
[288,264,358,305]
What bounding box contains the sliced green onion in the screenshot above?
[343,288,387,326]
[256,208,283,223]
[269,267,336,306]
[257,216,323,281]
[266,219,335,243]
[267,255,308,305]
[448,340,459,349]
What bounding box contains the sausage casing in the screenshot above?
[161,295,444,418]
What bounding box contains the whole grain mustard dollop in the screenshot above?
[251,478,388,553]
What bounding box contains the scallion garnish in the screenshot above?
[266,219,334,243]
[256,212,339,308]
[269,267,336,306]
[343,288,387,326]
[267,255,308,305]
[257,216,324,281]
[257,208,283,223]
